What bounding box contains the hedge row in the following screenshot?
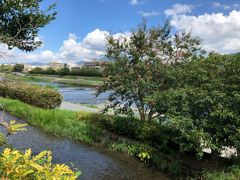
[0,82,62,109]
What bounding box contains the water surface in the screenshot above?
[33,82,110,104]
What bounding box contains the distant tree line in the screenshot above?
[0,64,103,77]
[29,67,103,77]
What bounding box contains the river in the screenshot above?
[0,112,169,180]
[34,82,110,104]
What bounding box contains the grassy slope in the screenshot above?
[0,97,184,177]
[0,97,103,143]
[0,73,104,87]
[31,74,104,87]
[0,97,150,158]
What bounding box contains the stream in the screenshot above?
[0,112,169,180]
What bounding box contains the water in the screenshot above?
[0,112,169,180]
[33,82,110,104]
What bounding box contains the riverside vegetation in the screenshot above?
[0,105,80,179]
[0,81,62,109]
[0,0,240,178]
[30,66,103,77]
[0,72,104,87]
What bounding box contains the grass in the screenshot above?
[0,97,152,156]
[31,74,104,87]
[0,97,186,177]
[0,97,101,143]
[0,73,46,83]
[203,165,240,180]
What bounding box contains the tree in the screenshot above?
[13,63,24,72]
[0,0,56,54]
[99,21,205,122]
[29,66,43,74]
[45,67,56,74]
[0,64,13,73]
[154,54,240,157]
[59,67,70,76]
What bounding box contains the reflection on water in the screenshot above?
[32,82,110,104]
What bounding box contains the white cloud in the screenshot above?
[211,2,240,10]
[212,2,221,8]
[0,44,16,63]
[165,3,193,16]
[170,10,240,53]
[130,0,138,6]
[0,29,129,64]
[138,11,160,17]
[58,30,108,62]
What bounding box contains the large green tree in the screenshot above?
[99,22,205,122]
[0,0,56,53]
[154,53,240,157]
[12,63,24,72]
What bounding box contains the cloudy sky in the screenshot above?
[1,0,240,64]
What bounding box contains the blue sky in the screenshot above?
[2,0,240,63]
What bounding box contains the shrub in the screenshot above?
[81,113,181,153]
[0,82,62,109]
[0,148,80,179]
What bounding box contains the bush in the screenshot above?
[0,148,80,179]
[0,82,62,109]
[80,113,181,154]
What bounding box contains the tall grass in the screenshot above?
[0,97,101,144]
[203,165,240,180]
[0,98,152,154]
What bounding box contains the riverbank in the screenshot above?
[0,97,238,179]
[0,97,179,177]
[30,74,104,87]
[60,101,100,113]
[2,111,168,180]
[0,73,104,87]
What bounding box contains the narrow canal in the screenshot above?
[0,112,169,180]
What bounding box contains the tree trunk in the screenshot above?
[137,104,146,122]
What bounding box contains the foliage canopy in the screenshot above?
[100,21,205,122]
[0,0,56,52]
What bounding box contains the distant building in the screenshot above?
[49,62,68,70]
[83,60,107,69]
[67,63,81,71]
[23,64,33,73]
